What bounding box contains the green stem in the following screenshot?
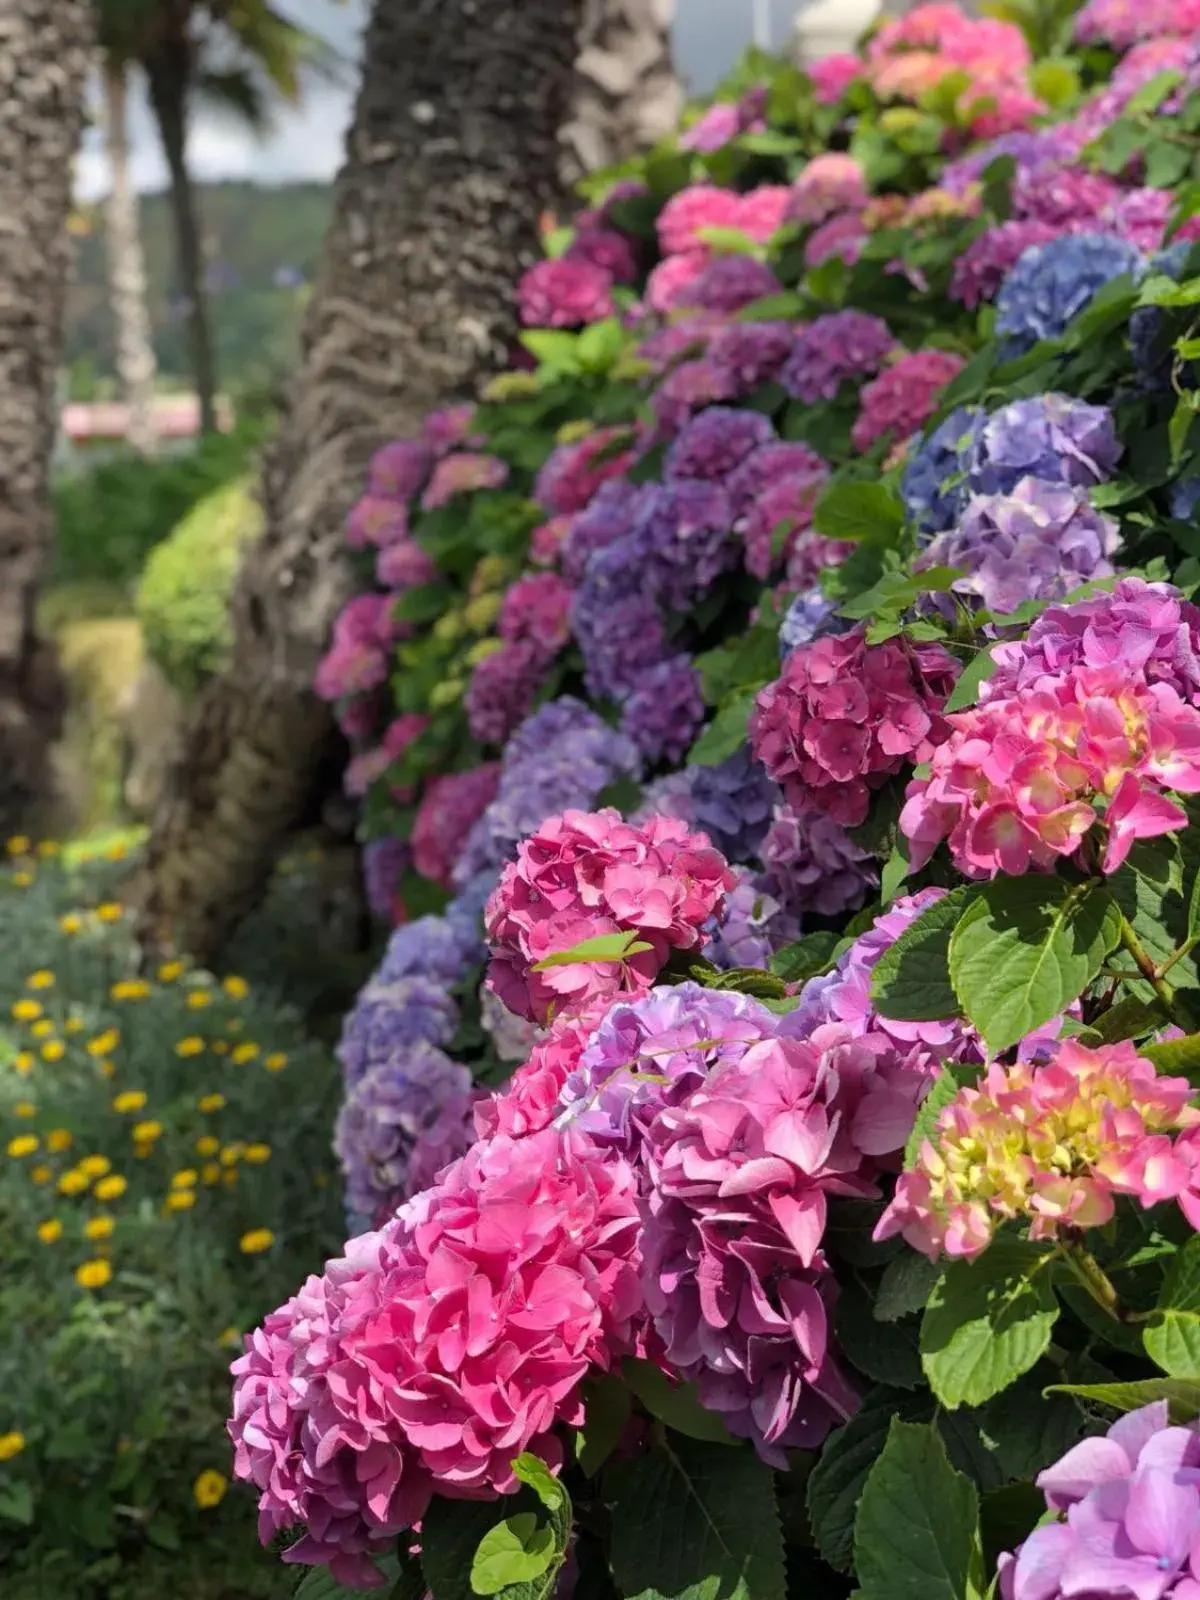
[1118,914,1182,1019]
[1158,936,1199,980]
[1062,1242,1125,1323]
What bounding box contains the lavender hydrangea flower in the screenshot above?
[362,837,408,922]
[901,406,986,536]
[560,480,645,586]
[676,255,782,314]
[374,913,480,986]
[628,481,739,610]
[704,871,800,970]
[619,656,706,765]
[665,407,776,483]
[759,804,878,919]
[994,232,1143,357]
[967,393,1121,497]
[633,769,697,826]
[1173,477,1200,521]
[689,746,780,862]
[707,321,795,396]
[779,588,844,657]
[556,981,778,1149]
[941,126,1088,194]
[573,586,669,700]
[336,975,461,1088]
[335,1042,474,1218]
[918,476,1120,615]
[781,312,896,404]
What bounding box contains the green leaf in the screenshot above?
[1189,867,1200,942]
[621,1358,735,1445]
[0,1482,33,1526]
[471,1517,556,1596]
[853,1420,983,1600]
[1146,1236,1200,1378]
[1028,57,1079,110]
[532,931,653,970]
[920,1237,1059,1410]
[769,930,840,984]
[812,482,905,545]
[944,645,1000,712]
[687,693,757,767]
[1046,1378,1200,1420]
[948,879,1122,1054]
[807,1391,930,1573]
[1088,997,1166,1045]
[296,1564,399,1600]
[839,566,961,624]
[880,843,910,905]
[577,1374,633,1477]
[512,1455,565,1511]
[606,1436,786,1600]
[696,225,762,256]
[837,1279,922,1388]
[875,1252,942,1323]
[871,886,975,1022]
[1124,69,1183,114]
[905,1061,982,1168]
[1140,1032,1200,1082]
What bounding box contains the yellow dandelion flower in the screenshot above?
[12,872,34,888]
[0,1432,25,1461]
[157,960,184,982]
[112,1090,146,1113]
[218,1326,242,1349]
[110,980,149,1002]
[36,1219,62,1243]
[197,1093,225,1113]
[29,1164,51,1184]
[13,1051,33,1075]
[5,836,30,856]
[99,1060,117,1079]
[95,903,123,923]
[84,1216,114,1240]
[133,1143,153,1160]
[200,1162,221,1185]
[222,1169,238,1189]
[175,1036,205,1058]
[13,1101,34,1118]
[6,1135,38,1158]
[239,1228,274,1254]
[59,913,83,935]
[131,1120,162,1143]
[187,990,212,1010]
[194,1135,219,1157]
[75,1259,112,1289]
[104,840,127,861]
[26,971,54,991]
[78,1155,111,1178]
[29,1021,53,1040]
[170,1169,197,1190]
[219,1143,243,1167]
[222,976,249,1000]
[212,1040,229,1055]
[164,1189,196,1212]
[11,999,41,1022]
[231,1043,259,1065]
[87,1029,120,1057]
[64,1017,83,1034]
[41,1041,65,1063]
[243,1143,271,1165]
[36,840,58,858]
[264,1052,288,1072]
[192,1470,227,1509]
[94,1175,126,1201]
[46,1129,72,1153]
[57,1170,88,1196]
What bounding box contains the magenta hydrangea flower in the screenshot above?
[375,536,437,591]
[411,765,501,887]
[619,655,706,765]
[517,258,615,328]
[851,349,966,453]
[367,437,433,502]
[759,803,878,919]
[750,625,960,827]
[422,403,480,454]
[421,451,508,511]
[656,184,746,256]
[475,1007,606,1142]
[465,640,549,747]
[645,251,710,314]
[1074,0,1200,48]
[901,666,1200,877]
[484,808,735,1024]
[314,595,403,702]
[675,255,783,315]
[666,406,775,483]
[347,494,410,551]
[1105,185,1173,253]
[804,213,868,268]
[1012,166,1122,229]
[534,427,636,515]
[498,572,573,655]
[565,226,638,285]
[950,220,1061,309]
[808,53,863,103]
[679,100,743,153]
[344,714,427,799]
[707,320,795,395]
[781,311,897,404]
[998,1401,1200,1600]
[787,154,869,226]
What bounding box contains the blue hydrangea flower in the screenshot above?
[778,587,846,657]
[688,746,780,862]
[966,393,1121,497]
[901,406,985,538]
[994,232,1142,357]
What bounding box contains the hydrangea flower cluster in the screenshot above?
[877,1040,1199,1259]
[517,257,616,328]
[781,312,897,405]
[851,349,965,452]
[411,765,501,888]
[619,656,706,765]
[758,803,878,919]
[314,595,404,703]
[994,232,1143,357]
[750,626,960,826]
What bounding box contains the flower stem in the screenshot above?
[1117,914,1180,1019]
[1062,1242,1125,1323]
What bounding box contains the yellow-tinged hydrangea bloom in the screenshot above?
[78,1155,111,1179]
[29,1164,51,1184]
[37,1219,62,1243]
[194,1135,219,1157]
[58,1170,88,1196]
[197,1093,225,1113]
[11,999,41,1022]
[59,913,82,935]
[175,1036,205,1057]
[0,1432,25,1461]
[200,1162,221,1185]
[13,1051,32,1075]
[84,1216,113,1240]
[41,1041,64,1063]
[110,980,149,1002]
[231,1043,259,1064]
[75,1259,112,1289]
[88,1029,120,1057]
[238,1228,273,1254]
[46,1129,72,1153]
[170,1169,197,1190]
[94,1175,126,1201]
[131,1120,162,1143]
[264,1052,287,1072]
[26,971,53,990]
[95,903,123,923]
[7,1135,38,1158]
[222,976,249,1000]
[193,1470,227,1508]
[157,960,184,982]
[112,1090,146,1113]
[14,1101,34,1118]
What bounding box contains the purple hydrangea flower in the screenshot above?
[375,914,480,986]
[464,640,547,746]
[368,438,432,502]
[336,975,461,1088]
[362,837,408,922]
[573,585,669,701]
[967,393,1121,497]
[676,255,782,314]
[1012,167,1122,230]
[901,405,986,536]
[560,480,645,586]
[619,655,706,764]
[1106,186,1173,254]
[918,476,1120,616]
[633,769,697,827]
[689,746,780,863]
[665,407,776,483]
[950,221,1061,310]
[628,480,738,610]
[707,321,795,397]
[941,126,1088,194]
[759,803,878,919]
[779,588,844,657]
[335,1042,474,1218]
[704,870,800,970]
[781,312,896,405]
[994,232,1143,357]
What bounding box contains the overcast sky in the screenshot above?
[75,0,803,201]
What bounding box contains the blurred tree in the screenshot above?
[0,0,92,833]
[563,0,679,180]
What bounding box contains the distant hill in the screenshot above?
[66,180,333,394]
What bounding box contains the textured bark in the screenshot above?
[561,0,680,183]
[144,32,220,435]
[132,0,584,963]
[0,0,91,834]
[100,57,158,454]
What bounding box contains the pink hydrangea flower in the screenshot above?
[565,226,638,285]
[804,213,868,269]
[344,715,427,799]
[876,1041,1200,1260]
[474,1007,609,1141]
[485,809,736,1024]
[534,428,636,515]
[422,404,480,454]
[376,537,437,591]
[656,184,746,256]
[347,494,409,551]
[498,572,573,655]
[518,258,615,328]
[314,595,403,702]
[788,154,869,226]
[951,221,1062,309]
[645,251,710,314]
[529,516,573,567]
[900,666,1200,878]
[750,626,960,827]
[852,349,965,453]
[737,185,792,243]
[411,765,501,887]
[421,452,508,511]
[808,53,863,104]
[367,438,432,502]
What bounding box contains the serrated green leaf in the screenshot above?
[1046,1378,1200,1420]
[948,878,1122,1054]
[621,1358,735,1445]
[511,1455,564,1512]
[876,1252,942,1322]
[296,1564,392,1600]
[944,646,1000,712]
[1145,1236,1200,1378]
[532,931,652,970]
[920,1237,1059,1410]
[1089,997,1166,1044]
[807,1391,931,1573]
[471,1517,556,1597]
[853,1420,984,1600]
[687,693,757,767]
[837,1278,923,1388]
[769,930,840,984]
[905,1061,982,1168]
[1140,1032,1200,1083]
[871,886,976,1022]
[0,1482,34,1527]
[812,482,905,545]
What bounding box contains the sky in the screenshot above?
[74,0,805,201]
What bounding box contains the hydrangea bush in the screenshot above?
[232,7,1200,1599]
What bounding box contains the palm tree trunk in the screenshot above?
[0,0,91,835]
[561,0,680,182]
[130,0,585,963]
[143,35,220,435]
[100,56,158,455]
